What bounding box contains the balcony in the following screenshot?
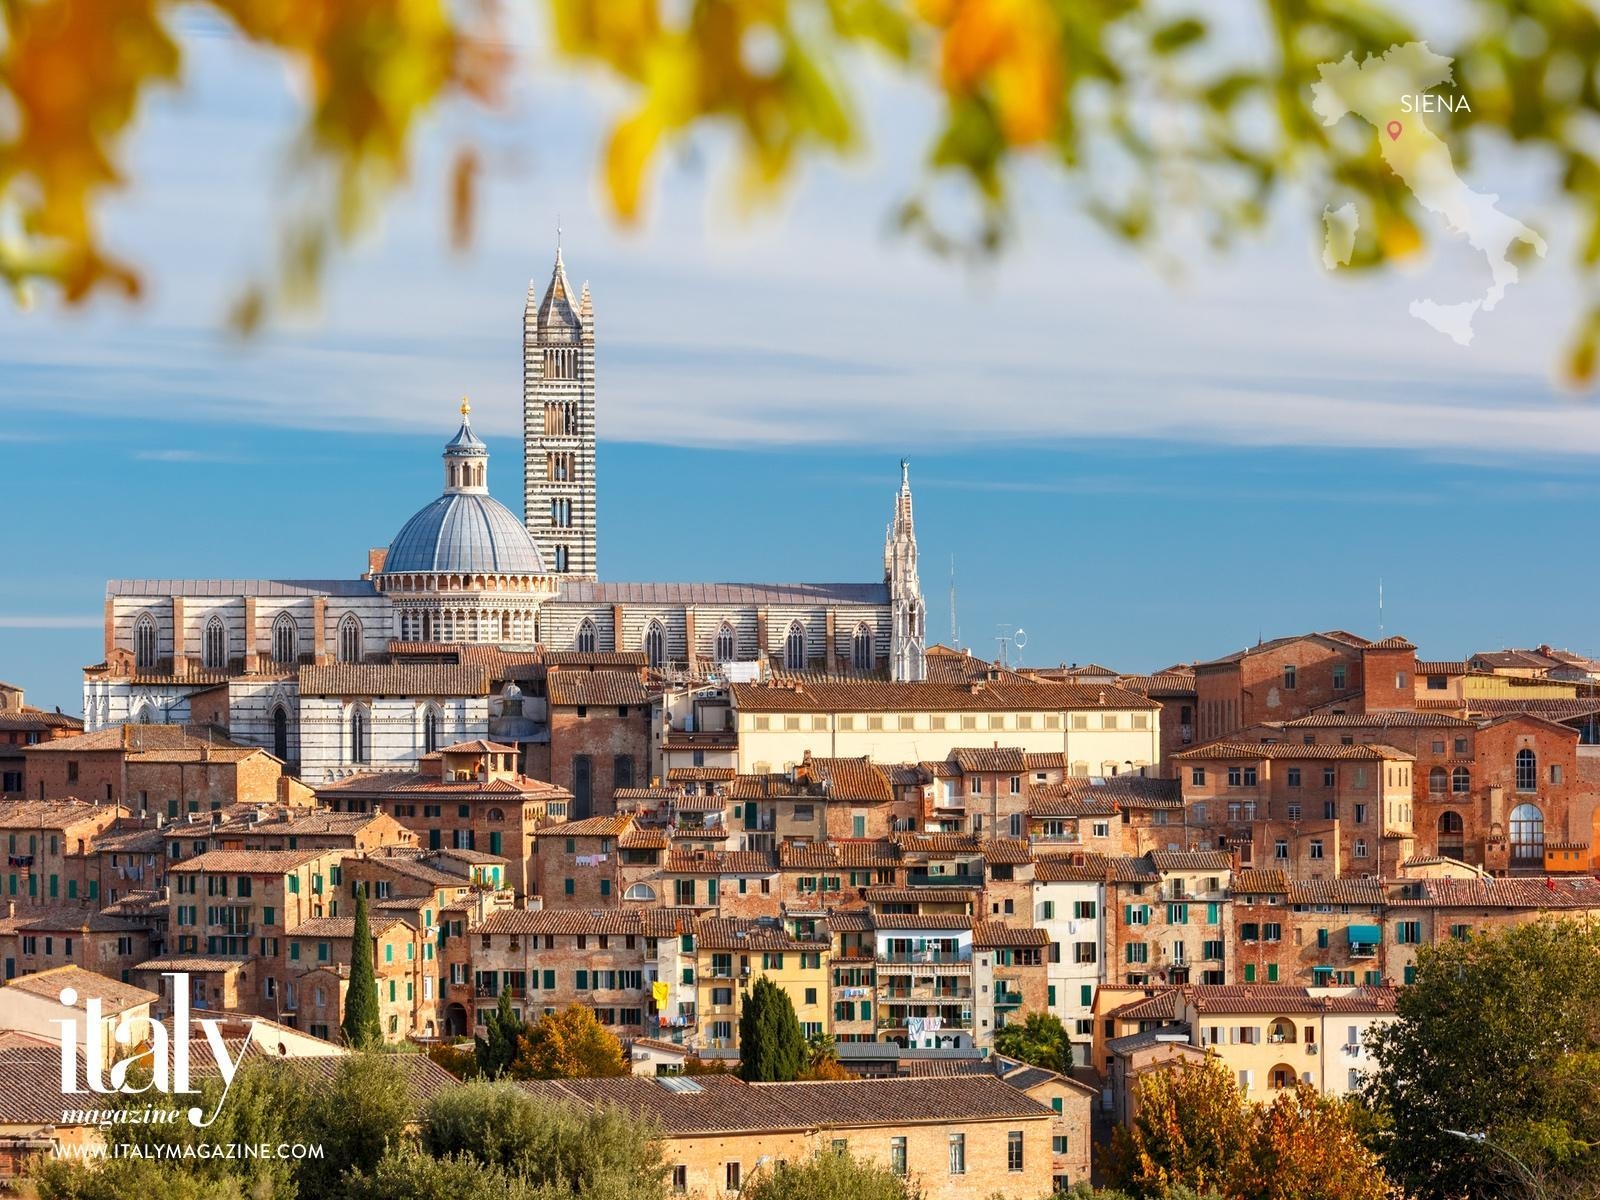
[876,1013,972,1032]
[994,989,1024,1009]
[876,951,971,967]
[881,984,973,1002]
[1029,832,1082,846]
[906,872,983,888]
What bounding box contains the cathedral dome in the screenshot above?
[384,402,548,576]
[386,492,547,575]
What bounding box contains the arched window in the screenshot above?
[1509,802,1543,861]
[350,706,369,764]
[852,623,873,671]
[716,622,736,663]
[785,622,806,671]
[624,883,657,902]
[338,614,362,664]
[1451,766,1471,794]
[136,703,157,725]
[1427,767,1446,795]
[1515,748,1537,793]
[272,705,289,761]
[423,707,441,754]
[203,616,227,670]
[577,619,597,653]
[272,613,298,665]
[1438,810,1465,857]
[643,621,665,669]
[134,613,158,670]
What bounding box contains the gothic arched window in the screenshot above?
[423,707,441,754]
[1515,748,1537,793]
[852,623,873,671]
[716,622,736,663]
[272,705,290,761]
[136,703,157,725]
[272,613,298,665]
[338,614,362,664]
[350,706,370,764]
[134,613,158,670]
[643,621,665,669]
[785,622,806,671]
[577,619,597,653]
[203,616,227,670]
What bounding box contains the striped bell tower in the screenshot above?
[523,241,597,579]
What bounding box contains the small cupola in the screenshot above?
[444,398,489,494]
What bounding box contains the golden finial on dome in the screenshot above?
[459,397,471,417]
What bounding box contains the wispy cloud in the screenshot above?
[0,615,102,629]
[133,448,254,464]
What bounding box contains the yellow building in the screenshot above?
[691,916,831,1054]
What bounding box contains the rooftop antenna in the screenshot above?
[949,555,960,649]
[994,625,1026,668]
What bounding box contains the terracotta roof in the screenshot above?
[1186,984,1397,1015]
[169,848,335,874]
[863,887,975,904]
[1287,878,1387,907]
[5,965,158,1012]
[1232,869,1289,894]
[693,918,830,951]
[316,771,569,800]
[893,833,985,856]
[518,1073,1047,1136]
[1365,636,1417,651]
[1150,851,1232,873]
[1110,990,1181,1021]
[973,922,1049,948]
[1025,752,1067,770]
[1173,741,1413,762]
[1099,855,1162,883]
[533,815,633,838]
[1195,632,1371,667]
[950,747,1029,774]
[1280,712,1475,728]
[1033,857,1105,883]
[1390,877,1600,909]
[474,908,697,937]
[299,663,490,697]
[664,850,778,875]
[666,767,737,782]
[547,671,651,707]
[871,913,973,930]
[0,709,82,731]
[806,757,893,802]
[1462,699,1600,720]
[827,909,876,932]
[288,916,410,938]
[544,650,650,667]
[10,905,147,934]
[618,829,670,850]
[0,799,121,829]
[982,839,1034,865]
[131,956,252,973]
[1048,776,1182,809]
[1119,672,1198,698]
[1029,791,1119,818]
[730,679,1159,714]
[22,723,242,754]
[1416,661,1469,676]
[780,840,898,870]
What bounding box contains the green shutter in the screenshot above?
[1244,964,1256,983]
[1267,964,1279,982]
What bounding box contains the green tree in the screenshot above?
[340,884,383,1050]
[739,1147,913,1200]
[737,976,808,1083]
[798,1031,853,1081]
[343,1148,550,1200]
[297,1052,413,1198]
[1107,1056,1254,1200]
[474,987,522,1078]
[510,1004,628,1079]
[422,1080,669,1199]
[1364,917,1600,1200]
[993,1010,1075,1074]
[1236,1085,1391,1200]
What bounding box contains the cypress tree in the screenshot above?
[737,977,807,1082]
[340,884,383,1049]
[474,987,522,1078]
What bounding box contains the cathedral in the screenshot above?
[82,246,927,778]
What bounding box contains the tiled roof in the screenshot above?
[1280,712,1475,728]
[973,922,1049,948]
[1150,851,1233,873]
[664,850,779,875]
[807,758,893,803]
[618,829,670,850]
[1232,869,1289,894]
[1416,661,1469,676]
[950,747,1029,774]
[827,909,876,932]
[693,918,830,951]
[108,578,376,598]
[1107,1024,1197,1056]
[547,671,651,707]
[517,1073,1047,1136]
[24,722,245,755]
[1195,632,1370,668]
[299,663,490,697]
[316,771,569,799]
[1365,636,1417,651]
[288,916,410,938]
[544,650,649,667]
[11,905,147,933]
[0,1045,103,1123]
[1049,776,1182,809]
[132,956,252,973]
[1461,699,1600,720]
[1110,990,1181,1021]
[1099,855,1162,883]
[437,740,519,755]
[1390,877,1600,909]
[474,908,698,937]
[1287,878,1387,907]
[780,840,898,870]
[1118,672,1198,697]
[730,774,826,800]
[730,679,1160,714]
[0,799,120,829]
[982,839,1034,865]
[871,913,973,930]
[893,833,984,856]
[1173,740,1413,762]
[0,709,82,731]
[1024,752,1067,770]
[533,815,633,838]
[169,848,335,874]
[5,965,158,1012]
[863,887,975,904]
[1033,857,1105,883]
[1186,984,1397,1015]
[1029,791,1119,818]
[666,767,737,782]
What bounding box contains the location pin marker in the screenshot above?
[1386,121,1403,141]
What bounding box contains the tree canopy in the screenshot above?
[738,1147,913,1200]
[994,1010,1076,1074]
[475,987,523,1078]
[1363,917,1600,1200]
[4,0,1600,377]
[737,976,808,1083]
[510,1004,628,1079]
[340,885,383,1050]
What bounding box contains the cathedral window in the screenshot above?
[134,614,158,670]
[272,613,298,665]
[554,546,569,573]
[203,616,227,670]
[852,623,872,671]
[577,619,597,653]
[423,707,441,754]
[350,707,370,764]
[272,706,290,761]
[785,623,807,671]
[136,704,157,725]
[338,615,363,663]
[716,622,736,663]
[644,621,666,669]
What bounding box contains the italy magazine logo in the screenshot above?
[54,972,253,1129]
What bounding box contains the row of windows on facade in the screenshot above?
[396,609,537,643]
[1203,804,1544,860]
[659,1131,1027,1191]
[577,619,877,670]
[1193,751,1553,796]
[132,612,364,670]
[749,712,1150,734]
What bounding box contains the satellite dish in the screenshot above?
[1013,629,1028,651]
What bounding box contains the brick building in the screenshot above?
[0,800,123,907]
[540,669,652,819]
[1193,632,1371,742]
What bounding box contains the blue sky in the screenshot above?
[4,11,1598,713]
